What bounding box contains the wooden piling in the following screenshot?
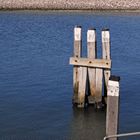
[73,26,82,104]
[87,28,97,104]
[95,68,103,104]
[77,67,87,108]
[102,29,111,104]
[106,75,120,140]
[70,26,112,109]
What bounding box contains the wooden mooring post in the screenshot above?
[87,28,97,104]
[102,29,111,104]
[70,26,112,108]
[73,26,82,104]
[106,75,120,140]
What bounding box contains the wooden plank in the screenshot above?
[95,68,103,107]
[77,67,87,108]
[69,57,111,69]
[73,26,82,104]
[106,76,120,140]
[102,29,111,103]
[87,28,96,104]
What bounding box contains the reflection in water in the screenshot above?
[70,106,106,140]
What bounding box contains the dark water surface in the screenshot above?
[0,11,140,140]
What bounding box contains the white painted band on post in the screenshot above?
[74,27,82,41]
[87,30,96,42]
[102,31,110,42]
[108,80,119,96]
[108,80,119,87]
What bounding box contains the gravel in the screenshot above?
[0,0,140,10]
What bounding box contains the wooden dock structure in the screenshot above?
[69,26,111,108]
[69,26,120,140]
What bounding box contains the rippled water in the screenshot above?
[0,11,140,140]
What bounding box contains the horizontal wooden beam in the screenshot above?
[69,57,111,69]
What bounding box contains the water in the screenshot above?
[0,11,140,140]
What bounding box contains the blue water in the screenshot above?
[0,11,140,140]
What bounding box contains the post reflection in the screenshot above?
[70,106,106,140]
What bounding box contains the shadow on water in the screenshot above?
[70,106,106,140]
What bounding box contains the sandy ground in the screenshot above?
[0,0,140,10]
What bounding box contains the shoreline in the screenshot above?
[1,8,140,12]
[1,9,140,15]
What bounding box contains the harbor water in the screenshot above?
[0,11,140,140]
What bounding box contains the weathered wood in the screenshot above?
[106,75,120,140]
[69,57,111,69]
[102,29,111,103]
[77,67,87,108]
[95,68,103,105]
[87,29,97,104]
[73,26,82,104]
